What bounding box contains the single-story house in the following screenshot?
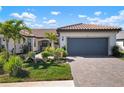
[0,29,56,53]
[57,23,121,56]
[116,31,124,50]
[0,23,122,56]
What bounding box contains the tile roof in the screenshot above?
[57,23,121,31]
[116,31,124,39]
[20,29,56,38]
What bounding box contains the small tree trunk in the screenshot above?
[51,41,54,48]
[14,41,16,55]
[5,38,9,61]
[5,39,9,51]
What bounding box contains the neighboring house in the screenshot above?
[21,29,57,53]
[0,34,22,53]
[0,29,56,53]
[57,23,121,56]
[116,31,124,50]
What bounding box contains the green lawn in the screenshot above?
[0,62,73,83]
[115,50,124,61]
[120,57,124,61]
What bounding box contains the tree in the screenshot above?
[6,19,31,54]
[45,32,57,48]
[0,21,13,59]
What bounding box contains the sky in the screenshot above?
[0,6,124,29]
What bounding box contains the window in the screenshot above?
[27,38,31,43]
[34,39,36,47]
[123,40,124,47]
[42,40,49,47]
[27,38,32,51]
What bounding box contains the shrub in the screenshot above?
[28,51,35,58]
[53,48,68,63]
[44,47,55,54]
[43,47,68,58]
[19,54,26,60]
[62,49,68,57]
[0,45,6,52]
[4,56,23,77]
[26,51,36,63]
[0,55,6,74]
[42,51,52,58]
[42,51,52,62]
[41,47,55,62]
[14,69,29,78]
[62,46,66,50]
[0,55,6,67]
[112,45,122,57]
[41,47,68,62]
[0,50,9,74]
[0,50,9,61]
[54,48,68,58]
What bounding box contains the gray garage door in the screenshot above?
[67,38,108,56]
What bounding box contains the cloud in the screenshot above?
[51,11,61,15]
[11,13,21,18]
[43,19,57,24]
[87,17,100,22]
[78,14,87,18]
[0,6,2,11]
[85,10,124,28]
[25,22,43,28]
[94,11,102,16]
[10,12,36,21]
[76,10,124,29]
[30,24,43,28]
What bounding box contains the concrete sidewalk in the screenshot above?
[0,80,74,87]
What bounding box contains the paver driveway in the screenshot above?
[68,57,124,87]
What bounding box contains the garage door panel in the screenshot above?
[67,38,108,56]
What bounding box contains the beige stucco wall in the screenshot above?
[0,34,50,53]
[0,34,24,53]
[116,40,124,50]
[59,31,118,55]
[7,39,24,53]
[32,38,50,51]
[0,35,14,53]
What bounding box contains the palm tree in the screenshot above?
[7,19,31,54]
[0,21,12,53]
[45,32,57,48]
[0,21,13,60]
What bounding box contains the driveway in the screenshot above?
[68,57,124,87]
